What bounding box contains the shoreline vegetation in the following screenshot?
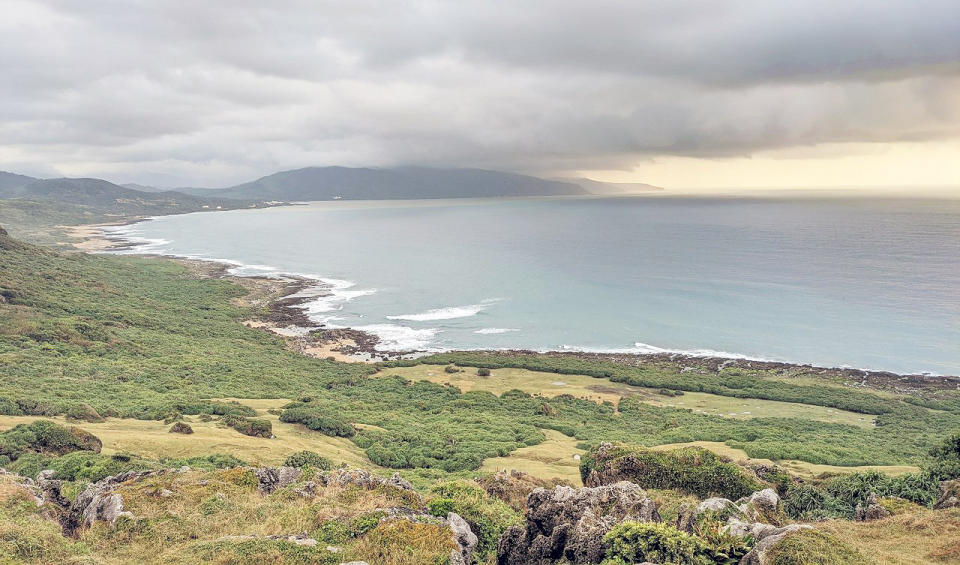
[70,218,960,382]
[2,206,960,564]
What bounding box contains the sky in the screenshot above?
[1,0,959,190]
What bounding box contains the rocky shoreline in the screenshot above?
[69,221,960,380]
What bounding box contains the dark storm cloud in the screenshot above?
[1,0,958,185]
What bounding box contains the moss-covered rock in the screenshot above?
[762,529,870,565]
[582,443,762,500]
[168,422,194,435]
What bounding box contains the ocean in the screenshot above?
[104,194,960,375]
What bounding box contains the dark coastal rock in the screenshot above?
[934,479,960,510]
[497,481,659,564]
[254,466,302,494]
[854,493,891,521]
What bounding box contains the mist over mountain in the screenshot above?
[182,166,587,201]
[561,177,663,195]
[0,171,38,192]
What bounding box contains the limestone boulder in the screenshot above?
[497,481,659,564]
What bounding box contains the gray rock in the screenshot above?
[674,502,696,533]
[497,481,659,564]
[255,466,302,494]
[81,492,134,528]
[216,533,318,546]
[64,470,160,534]
[294,480,317,498]
[387,472,414,491]
[854,493,891,521]
[447,512,478,565]
[697,497,738,514]
[738,488,780,515]
[740,524,811,564]
[934,479,960,510]
[36,470,70,507]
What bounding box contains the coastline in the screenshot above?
[67,219,960,381]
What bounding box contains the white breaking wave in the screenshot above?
[475,328,519,335]
[353,324,439,351]
[101,221,378,327]
[99,224,171,254]
[555,341,773,362]
[285,276,377,324]
[387,301,496,322]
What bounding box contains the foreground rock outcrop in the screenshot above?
[497,481,659,564]
[854,492,892,521]
[934,479,960,510]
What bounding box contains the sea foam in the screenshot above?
[387,302,494,322]
[353,324,439,351]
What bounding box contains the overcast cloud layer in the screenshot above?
[1,0,959,186]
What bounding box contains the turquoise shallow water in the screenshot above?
[106,195,960,375]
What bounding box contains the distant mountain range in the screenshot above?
[0,176,252,216]
[179,167,588,201]
[0,166,662,211]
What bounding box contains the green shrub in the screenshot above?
[64,402,104,423]
[283,450,332,470]
[430,481,522,559]
[477,367,491,377]
[427,497,456,517]
[316,521,351,544]
[929,431,960,480]
[0,420,101,461]
[602,521,715,565]
[444,365,460,374]
[192,539,338,564]
[582,445,761,500]
[7,451,154,482]
[280,405,356,438]
[161,453,247,470]
[221,415,272,438]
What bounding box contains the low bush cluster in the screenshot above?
[601,522,718,565]
[280,404,356,437]
[221,415,272,438]
[783,433,960,519]
[428,481,523,559]
[581,445,761,500]
[283,450,333,470]
[0,420,101,466]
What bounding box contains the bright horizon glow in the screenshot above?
[580,139,960,193]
